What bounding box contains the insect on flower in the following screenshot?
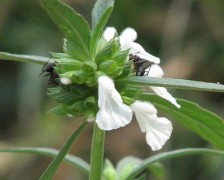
[129,53,153,76]
[39,60,59,85]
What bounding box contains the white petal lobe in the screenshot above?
[103,27,117,42]
[120,27,137,42]
[147,64,164,78]
[96,76,133,130]
[150,87,180,108]
[131,101,173,151]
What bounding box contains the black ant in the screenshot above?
[39,60,59,85]
[129,54,153,76]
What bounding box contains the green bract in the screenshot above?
[40,0,138,119]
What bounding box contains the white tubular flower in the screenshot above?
[60,77,72,85]
[96,76,133,130]
[148,64,181,108]
[119,27,160,64]
[130,101,173,151]
[103,27,117,42]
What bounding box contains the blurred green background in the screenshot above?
[0,0,224,179]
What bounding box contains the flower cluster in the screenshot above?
[47,26,180,151]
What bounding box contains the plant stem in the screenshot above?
[89,123,105,180]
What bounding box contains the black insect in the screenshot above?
[129,54,153,76]
[40,61,59,85]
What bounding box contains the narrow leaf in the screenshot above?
[139,94,224,149]
[91,0,114,30]
[40,121,87,180]
[40,0,91,58]
[90,7,113,57]
[116,76,224,92]
[0,147,90,175]
[0,52,48,64]
[127,148,224,179]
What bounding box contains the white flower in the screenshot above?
[147,64,180,108]
[103,27,117,42]
[130,101,172,151]
[96,76,133,130]
[60,77,72,85]
[120,27,160,64]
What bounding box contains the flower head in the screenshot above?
[130,101,172,151]
[96,76,133,130]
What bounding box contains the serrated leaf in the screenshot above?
[91,0,115,30]
[139,93,224,149]
[90,7,114,58]
[117,76,224,92]
[40,0,91,59]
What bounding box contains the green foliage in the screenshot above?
[90,7,114,57]
[40,121,88,180]
[117,76,224,92]
[0,147,90,175]
[40,0,91,60]
[0,52,49,64]
[91,0,115,30]
[127,148,224,179]
[1,0,224,179]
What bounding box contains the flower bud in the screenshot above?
[84,96,97,109]
[82,61,97,75]
[86,76,97,87]
[103,159,116,180]
[72,70,88,84]
[85,111,96,122]
[99,60,117,74]
[56,58,83,71]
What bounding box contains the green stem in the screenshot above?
[89,123,105,180]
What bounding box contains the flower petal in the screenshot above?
[120,27,137,42]
[130,101,172,151]
[147,64,164,78]
[60,77,72,85]
[150,87,180,108]
[103,27,117,42]
[96,76,133,130]
[147,64,181,108]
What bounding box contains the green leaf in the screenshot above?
[139,94,224,149]
[40,0,91,59]
[90,7,114,58]
[0,147,90,175]
[149,162,165,179]
[40,121,87,180]
[127,148,224,179]
[116,76,224,92]
[0,52,48,64]
[91,0,115,30]
[116,156,142,180]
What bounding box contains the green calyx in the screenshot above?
[42,0,136,119]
